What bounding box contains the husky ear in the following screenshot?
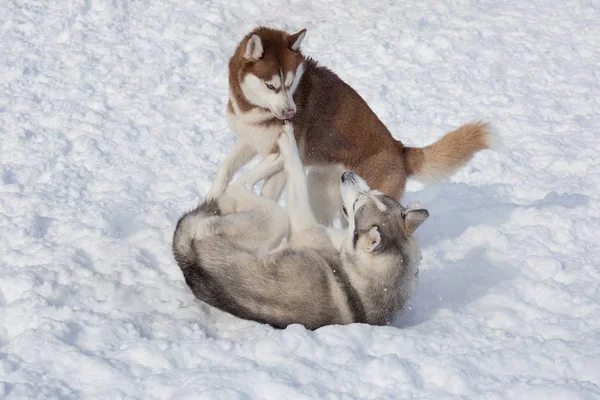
[365,226,382,253]
[289,29,307,51]
[402,209,429,235]
[244,34,264,61]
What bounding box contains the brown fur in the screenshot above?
[229,26,496,201]
[228,28,304,116]
[402,121,492,182]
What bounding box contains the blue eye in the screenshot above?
[266,83,276,90]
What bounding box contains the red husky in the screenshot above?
[206,26,497,224]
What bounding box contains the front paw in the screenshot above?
[282,121,294,136]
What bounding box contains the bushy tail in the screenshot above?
[172,199,220,271]
[402,121,499,182]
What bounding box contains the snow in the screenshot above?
[1,0,599,398]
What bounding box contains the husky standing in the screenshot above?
[173,124,429,330]
[206,26,496,225]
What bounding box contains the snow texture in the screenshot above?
[1,0,600,399]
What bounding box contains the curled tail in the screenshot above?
[172,199,221,271]
[403,121,499,182]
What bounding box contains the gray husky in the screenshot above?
[172,124,429,330]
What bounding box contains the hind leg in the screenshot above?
[260,168,286,202]
[218,154,289,252]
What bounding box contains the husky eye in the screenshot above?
[342,206,348,216]
[266,83,276,91]
[353,230,359,243]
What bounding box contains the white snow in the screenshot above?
[1,0,600,398]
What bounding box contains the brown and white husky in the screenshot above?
[206,26,498,225]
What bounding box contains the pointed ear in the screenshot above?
[244,34,264,61]
[288,29,307,51]
[402,209,429,235]
[365,226,382,253]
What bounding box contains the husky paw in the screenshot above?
[282,121,294,136]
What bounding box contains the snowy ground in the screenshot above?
[1,0,600,398]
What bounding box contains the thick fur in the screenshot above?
[206,26,497,224]
[403,121,496,182]
[173,125,428,329]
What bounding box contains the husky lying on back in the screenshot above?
[172,124,429,329]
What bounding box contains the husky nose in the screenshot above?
[282,109,296,119]
[341,171,354,183]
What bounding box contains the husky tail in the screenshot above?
[402,121,499,182]
[172,199,221,271]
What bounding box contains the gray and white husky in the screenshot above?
[172,124,429,330]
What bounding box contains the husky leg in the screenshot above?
[277,124,319,233]
[219,153,288,252]
[227,153,284,199]
[206,140,257,200]
[260,168,286,201]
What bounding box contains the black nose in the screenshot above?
[341,171,354,183]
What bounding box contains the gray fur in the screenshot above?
[172,125,428,330]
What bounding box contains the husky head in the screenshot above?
[232,27,307,120]
[339,170,429,268]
